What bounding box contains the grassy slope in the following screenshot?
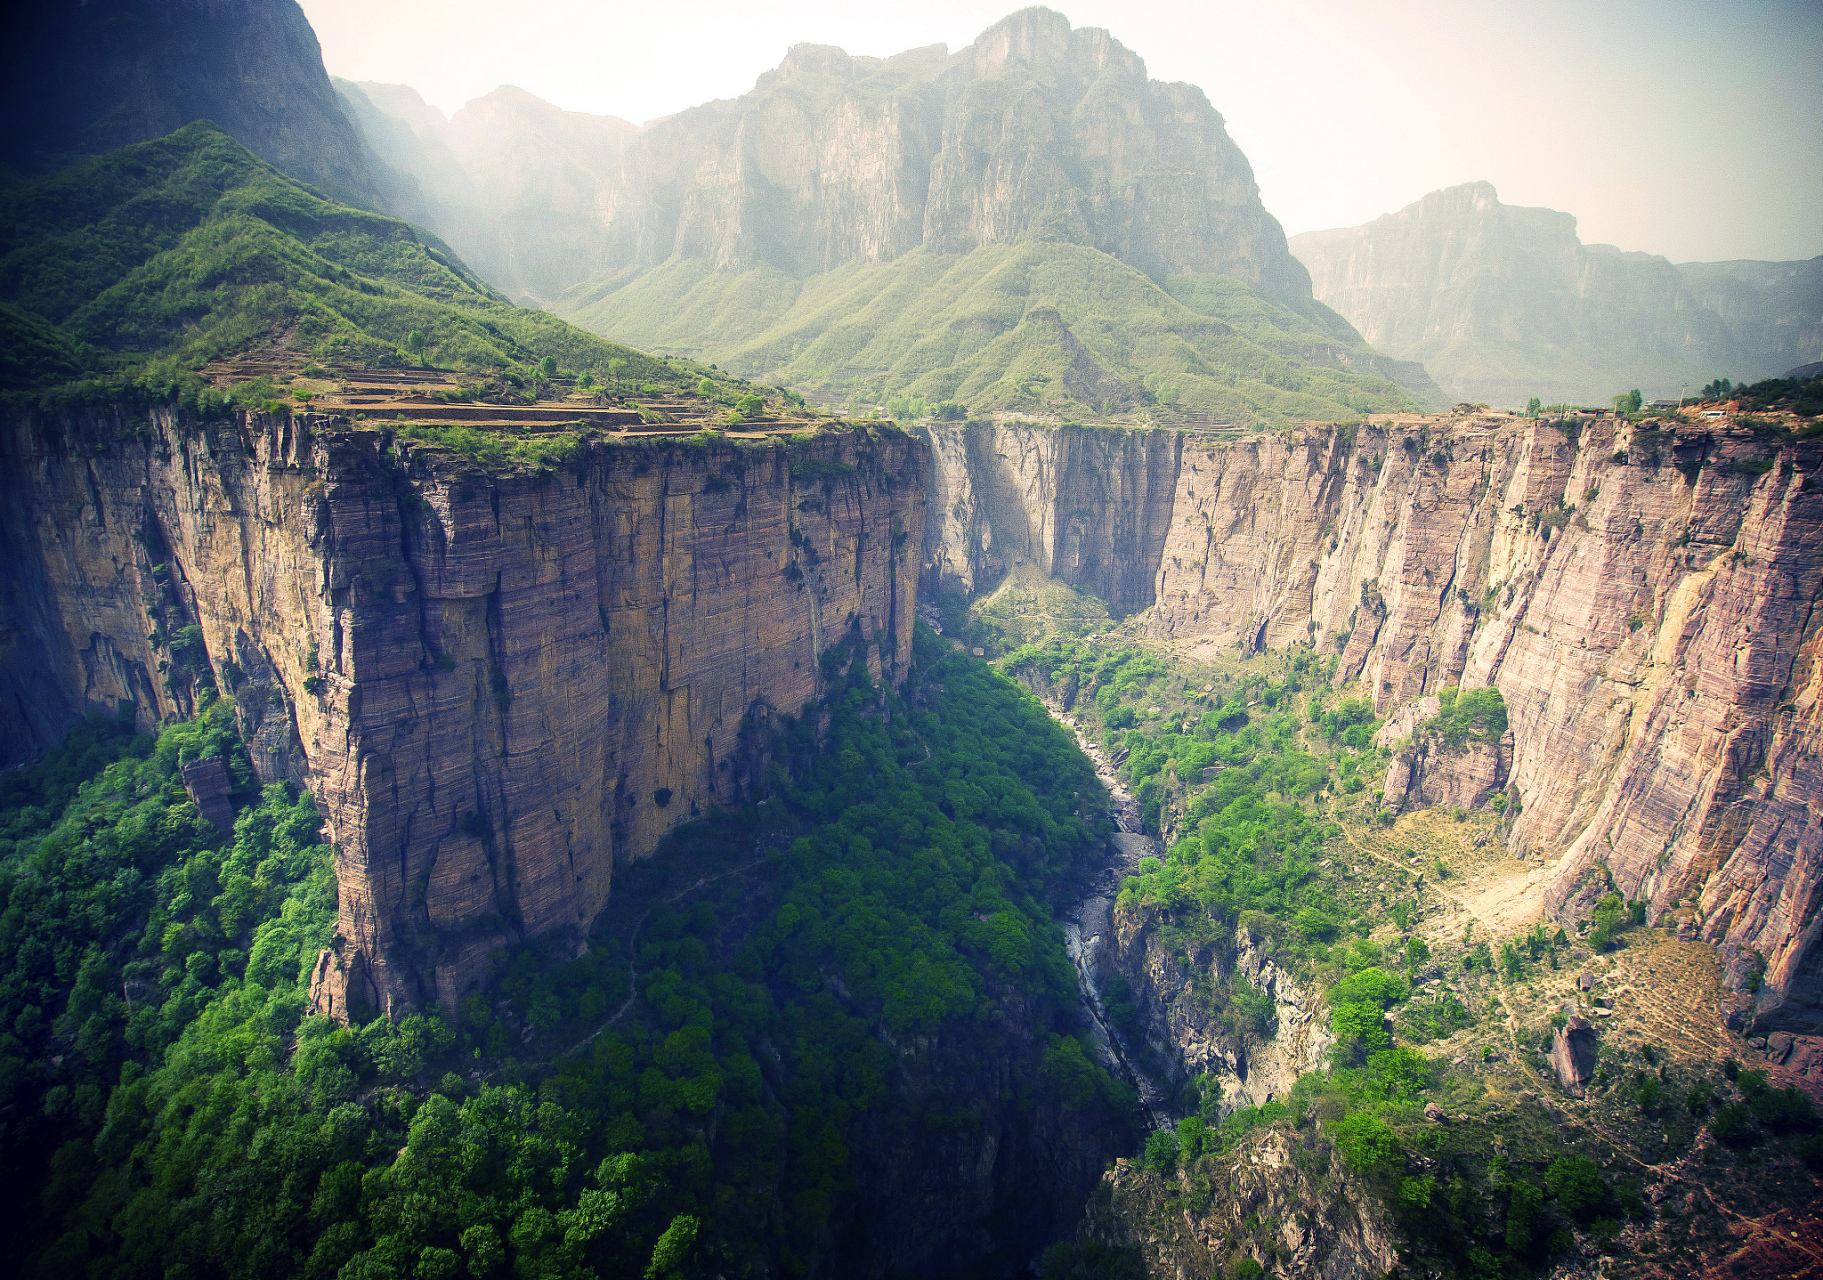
[0,122,703,395]
[556,242,1428,426]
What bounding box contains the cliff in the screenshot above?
[1105,906,1332,1111]
[920,410,1823,1030]
[0,0,388,211]
[0,409,923,1017]
[1080,1129,1399,1279]
[1289,182,1823,406]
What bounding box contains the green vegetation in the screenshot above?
[4,628,1137,1278]
[0,123,714,403]
[1421,686,1507,748]
[1730,371,1823,417]
[555,245,1428,426]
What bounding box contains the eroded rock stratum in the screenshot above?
[1,410,922,1016]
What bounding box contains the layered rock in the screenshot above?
[922,410,1823,1029]
[1289,181,1823,405]
[0,409,922,1016]
[1381,729,1513,814]
[920,420,1181,612]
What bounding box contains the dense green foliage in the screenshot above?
[1730,371,1823,417]
[555,244,1426,426]
[0,123,708,401]
[6,630,1133,1279]
[1422,686,1508,748]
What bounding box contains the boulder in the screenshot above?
[181,757,237,838]
[1550,1017,1599,1097]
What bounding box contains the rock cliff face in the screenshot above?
[1289,182,1823,405]
[347,7,1315,302]
[1082,1128,1399,1279]
[1106,907,1331,1111]
[0,409,923,1016]
[921,421,1181,612]
[923,411,1823,1030]
[1,0,387,210]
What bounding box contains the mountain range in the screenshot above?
[334,10,1439,425]
[1290,182,1823,406]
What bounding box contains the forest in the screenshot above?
[1,629,1137,1279]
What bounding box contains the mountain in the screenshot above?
[340,8,1442,422]
[0,0,387,210]
[1290,181,1823,407]
[0,123,695,394]
[335,80,639,304]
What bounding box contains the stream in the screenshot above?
[1045,701,1177,1128]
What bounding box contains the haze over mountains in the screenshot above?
[1291,182,1823,407]
[335,9,1439,424]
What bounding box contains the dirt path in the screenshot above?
[559,856,764,1059]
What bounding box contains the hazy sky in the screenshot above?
[300,0,1823,263]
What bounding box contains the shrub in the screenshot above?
[1333,1110,1398,1173]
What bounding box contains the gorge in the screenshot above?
[3,2,1821,1277]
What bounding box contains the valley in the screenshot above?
[0,2,1819,1278]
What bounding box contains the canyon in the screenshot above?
[7,399,1819,1040]
[916,411,1823,1033]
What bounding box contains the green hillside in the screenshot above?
[556,242,1438,426]
[0,122,705,398]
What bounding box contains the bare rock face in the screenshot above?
[1105,904,1331,1111]
[180,758,238,838]
[1550,1016,1599,1096]
[1382,729,1513,814]
[342,8,1316,304]
[920,420,1180,612]
[923,411,1823,1029]
[1083,1128,1399,1279]
[0,409,923,1016]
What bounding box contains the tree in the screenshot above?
[697,376,716,398]
[608,357,627,383]
[1613,388,1642,413]
[538,356,557,378]
[1525,397,1542,417]
[407,329,425,364]
[577,372,595,390]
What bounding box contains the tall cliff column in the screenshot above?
[0,408,924,1018]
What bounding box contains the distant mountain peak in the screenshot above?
[1291,188,1822,404]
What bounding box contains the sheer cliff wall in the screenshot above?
[0,410,923,1016]
[923,415,1823,1030]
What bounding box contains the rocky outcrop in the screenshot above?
[1081,1129,1399,1279]
[1105,906,1331,1111]
[1382,729,1513,814]
[924,410,1823,1029]
[1,0,388,210]
[1550,1015,1599,1097]
[0,409,923,1017]
[1290,181,1823,405]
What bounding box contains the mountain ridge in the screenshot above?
[1291,181,1823,406]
